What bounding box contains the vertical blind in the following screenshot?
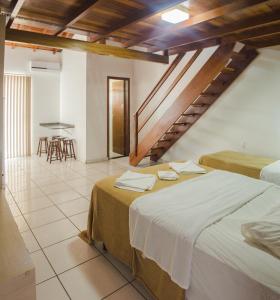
[4,74,31,159]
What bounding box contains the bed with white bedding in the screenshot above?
[199,150,278,182]
[85,163,280,300]
[130,170,280,299]
[189,185,280,300]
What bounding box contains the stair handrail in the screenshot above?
[134,53,184,155]
[137,53,185,116]
[134,50,202,155]
[138,49,202,133]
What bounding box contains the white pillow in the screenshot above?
[241,220,280,259]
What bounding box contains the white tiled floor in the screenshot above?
[4,155,155,300]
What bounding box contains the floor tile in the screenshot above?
[67,177,93,188]
[8,201,21,217]
[33,219,80,248]
[36,277,69,300]
[105,285,144,300]
[8,181,37,193]
[69,212,88,231]
[73,184,93,197]
[34,176,64,187]
[20,230,40,253]
[44,236,100,274]
[30,250,55,284]
[12,188,45,202]
[49,190,81,205]
[24,206,65,229]
[41,182,71,195]
[59,256,127,300]
[17,196,53,214]
[14,215,29,232]
[57,198,89,217]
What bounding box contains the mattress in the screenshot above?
[189,185,280,300]
[199,150,275,179]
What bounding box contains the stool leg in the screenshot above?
[71,142,76,160]
[58,143,62,162]
[37,140,41,156]
[47,144,51,161]
[49,146,53,164]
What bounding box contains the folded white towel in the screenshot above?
[115,170,157,192]
[158,171,179,181]
[169,161,207,174]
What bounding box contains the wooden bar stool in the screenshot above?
[37,137,48,157]
[47,140,62,164]
[62,139,76,161]
[57,137,66,154]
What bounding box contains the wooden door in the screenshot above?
[112,80,125,155]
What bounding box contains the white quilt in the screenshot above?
[129,170,272,289]
[260,160,280,185]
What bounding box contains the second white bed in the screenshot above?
[189,185,280,300]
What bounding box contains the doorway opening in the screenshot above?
[107,77,130,159]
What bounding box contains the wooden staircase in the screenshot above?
[130,43,258,166]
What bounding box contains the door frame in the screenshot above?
[107,76,130,159]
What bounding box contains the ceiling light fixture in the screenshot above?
[161,8,189,24]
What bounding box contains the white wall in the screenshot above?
[4,46,61,154]
[31,73,60,153]
[163,48,280,161]
[0,16,5,183]
[60,50,87,162]
[86,53,133,162]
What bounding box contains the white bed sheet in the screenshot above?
[188,186,280,300]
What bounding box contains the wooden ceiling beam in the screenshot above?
[54,0,100,36]
[158,9,280,53]
[6,0,26,28]
[169,22,280,54]
[5,29,169,64]
[90,0,186,43]
[124,0,266,48]
[244,33,280,48]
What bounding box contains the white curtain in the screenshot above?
[4,74,31,158]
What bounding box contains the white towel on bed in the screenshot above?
[129,170,272,289]
[169,161,206,174]
[260,160,280,185]
[115,170,156,192]
[158,171,179,181]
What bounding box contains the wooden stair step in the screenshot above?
[151,146,165,151]
[211,79,227,86]
[221,67,236,73]
[200,92,218,97]
[231,52,247,60]
[158,139,171,143]
[165,131,180,135]
[182,113,200,117]
[173,122,191,126]
[191,103,209,107]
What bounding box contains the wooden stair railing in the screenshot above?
[134,49,202,156]
[130,43,258,166]
[133,52,185,155]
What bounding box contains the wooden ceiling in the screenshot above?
[1,0,279,62]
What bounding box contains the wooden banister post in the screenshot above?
[134,112,138,156]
